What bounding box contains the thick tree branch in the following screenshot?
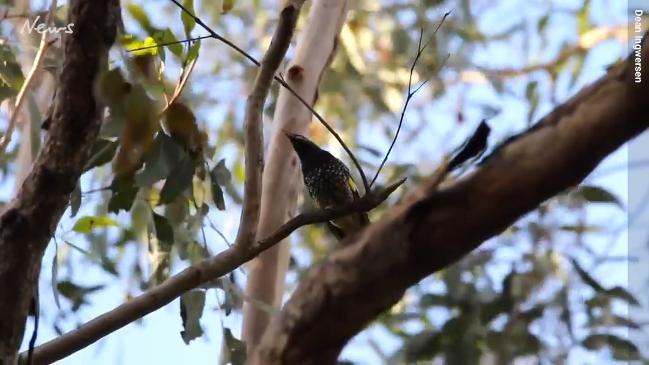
[254,33,649,364]
[0,0,120,361]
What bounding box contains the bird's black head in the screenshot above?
[285,132,333,175]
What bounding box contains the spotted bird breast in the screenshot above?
[304,164,354,209]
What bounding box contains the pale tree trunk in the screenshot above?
[242,0,350,355]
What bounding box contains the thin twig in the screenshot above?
[161,41,199,113]
[0,0,58,154]
[125,34,212,53]
[169,0,259,65]
[168,0,370,192]
[370,12,450,188]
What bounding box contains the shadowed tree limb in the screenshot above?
[0,0,120,362]
[254,32,649,365]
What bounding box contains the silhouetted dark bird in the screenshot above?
[285,132,369,241]
[448,120,491,171]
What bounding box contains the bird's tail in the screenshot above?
[328,211,369,242]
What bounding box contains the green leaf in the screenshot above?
[0,44,25,100]
[69,182,81,218]
[27,94,41,159]
[153,212,174,245]
[212,159,231,184]
[187,38,201,63]
[537,14,550,33]
[581,334,640,360]
[108,177,139,213]
[222,0,235,14]
[576,0,591,36]
[135,133,183,187]
[575,185,623,208]
[159,155,196,204]
[72,216,119,234]
[84,139,119,172]
[419,293,448,308]
[221,328,246,365]
[525,80,539,124]
[181,0,196,37]
[51,243,61,309]
[65,241,118,276]
[401,330,442,363]
[569,56,585,89]
[571,258,605,292]
[57,280,105,311]
[153,28,184,59]
[180,290,205,344]
[127,3,153,32]
[210,164,226,211]
[588,314,641,330]
[604,286,640,306]
[209,159,230,210]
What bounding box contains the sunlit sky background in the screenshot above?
[2,0,646,363]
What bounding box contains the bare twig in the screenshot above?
[0,0,58,154]
[370,12,450,188]
[161,42,198,112]
[125,34,212,53]
[168,0,370,192]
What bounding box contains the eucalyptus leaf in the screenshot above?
[221,328,246,365]
[72,216,119,234]
[180,290,205,344]
[153,212,174,245]
[159,155,196,205]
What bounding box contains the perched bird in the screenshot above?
[285,132,369,241]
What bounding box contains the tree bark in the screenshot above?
[0,0,119,361]
[254,33,649,364]
[243,0,350,355]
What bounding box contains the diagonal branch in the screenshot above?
[19,2,305,363]
[254,31,649,364]
[21,176,403,365]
